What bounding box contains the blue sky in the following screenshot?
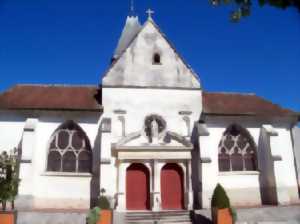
[0,0,299,112]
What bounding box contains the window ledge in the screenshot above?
[42,172,92,177]
[219,171,259,176]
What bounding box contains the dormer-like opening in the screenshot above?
[153,53,161,65]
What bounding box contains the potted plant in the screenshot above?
[0,149,19,224]
[211,183,235,224]
[97,188,112,224]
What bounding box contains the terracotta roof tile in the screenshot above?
[0,86,297,117]
[0,85,102,111]
[203,92,298,117]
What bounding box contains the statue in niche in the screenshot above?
[151,119,159,144]
[144,114,167,144]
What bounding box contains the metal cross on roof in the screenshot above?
[146,8,154,19]
[130,0,135,16]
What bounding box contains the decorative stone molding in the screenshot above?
[116,132,141,146]
[178,111,192,115]
[21,118,38,162]
[23,118,37,132]
[100,158,112,164]
[197,122,210,136]
[262,124,281,160]
[272,155,282,161]
[183,116,191,137]
[118,116,126,137]
[200,157,212,163]
[262,124,278,136]
[101,118,111,133]
[42,172,92,177]
[113,109,127,115]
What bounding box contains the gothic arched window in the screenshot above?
[218,124,257,172]
[47,120,92,173]
[153,53,161,65]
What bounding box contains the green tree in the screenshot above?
[210,0,300,22]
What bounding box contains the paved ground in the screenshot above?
[15,205,300,224]
[194,205,300,224]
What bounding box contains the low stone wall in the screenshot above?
[194,205,300,224]
[17,210,87,224]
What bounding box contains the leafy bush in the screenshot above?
[211,183,230,209]
[98,196,110,210]
[87,207,101,224]
[0,149,20,211]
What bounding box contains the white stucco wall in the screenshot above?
[199,117,299,208]
[101,87,202,207]
[292,126,300,188]
[0,110,102,210]
[103,20,200,89]
[0,111,26,153]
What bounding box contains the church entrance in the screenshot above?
[161,163,184,210]
[126,163,150,210]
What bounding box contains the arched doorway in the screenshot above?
[161,163,184,210]
[126,163,150,210]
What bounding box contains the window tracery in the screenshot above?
[218,124,257,172]
[47,120,92,173]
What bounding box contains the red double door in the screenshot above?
[126,163,184,210]
[161,163,184,210]
[126,164,150,210]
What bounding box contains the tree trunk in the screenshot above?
[11,200,15,210]
[2,201,6,211]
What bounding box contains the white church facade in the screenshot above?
[0,13,299,214]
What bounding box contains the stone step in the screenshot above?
[125,211,192,224]
[126,221,192,224]
[126,211,190,216]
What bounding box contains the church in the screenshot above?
[0,9,299,222]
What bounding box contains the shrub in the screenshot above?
[0,149,20,211]
[211,183,230,209]
[98,196,110,210]
[87,207,101,224]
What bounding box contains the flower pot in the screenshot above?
[212,207,233,224]
[97,210,112,224]
[0,210,17,224]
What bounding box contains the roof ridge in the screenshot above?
[204,91,256,95]
[15,84,98,88]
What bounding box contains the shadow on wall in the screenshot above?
[191,124,201,209]
[292,126,300,198]
[192,213,212,224]
[258,129,278,205]
[90,124,102,208]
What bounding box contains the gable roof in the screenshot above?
[102,18,201,88]
[0,85,101,111]
[0,85,298,118]
[203,92,298,117]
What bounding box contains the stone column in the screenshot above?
[116,162,128,211]
[152,160,162,211]
[197,122,212,209]
[16,118,38,209]
[187,160,193,210]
